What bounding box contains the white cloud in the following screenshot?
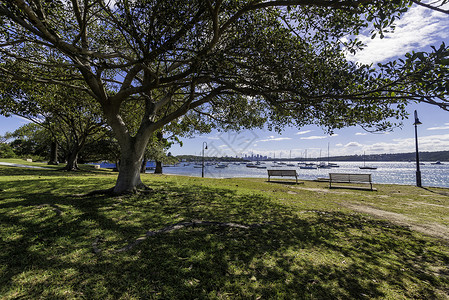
[295,130,313,135]
[348,3,449,64]
[355,132,367,136]
[14,116,32,124]
[334,133,449,156]
[345,142,363,148]
[427,123,449,131]
[300,136,327,140]
[258,136,292,142]
[193,135,220,140]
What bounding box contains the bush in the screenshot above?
[0,144,17,158]
[19,154,46,162]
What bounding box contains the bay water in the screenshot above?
[152,161,449,188]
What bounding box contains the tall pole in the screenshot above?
[414,110,422,187]
[202,142,207,178]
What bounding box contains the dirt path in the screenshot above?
[0,162,49,169]
[342,203,449,242]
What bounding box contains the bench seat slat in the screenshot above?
[329,173,374,191]
[267,169,299,184]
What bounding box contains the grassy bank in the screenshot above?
[1,160,448,299]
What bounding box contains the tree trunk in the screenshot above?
[48,141,59,165]
[63,151,79,171]
[140,157,148,173]
[154,132,163,174]
[102,105,153,194]
[113,148,147,194]
[154,161,163,174]
[113,160,120,172]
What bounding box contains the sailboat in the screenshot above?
[299,149,317,169]
[318,148,331,169]
[359,152,377,170]
[327,143,339,168]
[286,150,295,166]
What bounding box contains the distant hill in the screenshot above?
[176,155,245,162]
[320,151,449,162]
[177,151,449,162]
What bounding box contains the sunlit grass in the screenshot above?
[0,164,448,299]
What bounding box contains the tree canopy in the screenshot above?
[0,0,446,193]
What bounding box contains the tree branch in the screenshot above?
[410,0,449,14]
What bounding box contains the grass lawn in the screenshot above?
[1,159,448,299]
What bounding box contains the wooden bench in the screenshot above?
[267,169,301,184]
[329,173,376,191]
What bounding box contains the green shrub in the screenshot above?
[19,154,46,162]
[0,143,16,158]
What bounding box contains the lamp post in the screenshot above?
[413,110,422,187]
[202,142,208,178]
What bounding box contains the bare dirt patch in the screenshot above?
[411,201,447,208]
[291,187,355,195]
[342,203,449,242]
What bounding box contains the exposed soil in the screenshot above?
[342,203,449,242]
[290,186,449,241]
[291,186,355,195]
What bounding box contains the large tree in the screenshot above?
[0,0,444,194]
[4,123,51,159]
[0,79,106,170]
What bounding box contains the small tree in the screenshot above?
[0,80,105,170]
[5,123,51,159]
[0,134,16,158]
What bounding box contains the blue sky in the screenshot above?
[169,101,449,158]
[1,2,449,158]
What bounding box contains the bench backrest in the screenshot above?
[329,173,371,183]
[268,169,297,176]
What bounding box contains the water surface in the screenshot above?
[153,161,449,188]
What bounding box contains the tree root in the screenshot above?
[37,203,63,216]
[93,220,267,254]
[92,236,103,254]
[73,187,115,197]
[60,165,81,172]
[135,182,153,194]
[74,183,154,197]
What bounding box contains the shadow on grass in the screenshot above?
[1,178,448,299]
[266,180,304,185]
[0,165,115,178]
[422,187,449,197]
